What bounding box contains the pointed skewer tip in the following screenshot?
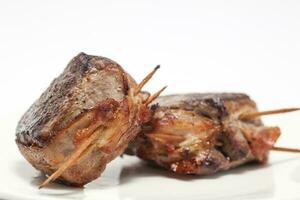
[39,179,49,189]
[145,86,167,105]
[272,146,300,153]
[134,65,161,95]
[240,107,300,120]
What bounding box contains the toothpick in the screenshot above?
[39,126,103,189]
[272,146,300,153]
[145,86,167,105]
[240,108,300,120]
[134,65,160,95]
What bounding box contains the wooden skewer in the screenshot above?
[145,86,167,105]
[40,67,163,188]
[39,125,104,189]
[134,65,160,95]
[239,108,300,153]
[272,146,300,153]
[239,108,300,120]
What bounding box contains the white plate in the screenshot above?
[1,112,300,200]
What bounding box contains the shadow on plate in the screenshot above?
[118,157,300,200]
[119,160,265,185]
[118,160,272,200]
[13,160,85,198]
[119,156,300,185]
[12,155,299,200]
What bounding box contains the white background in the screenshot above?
[0,1,300,199]
[1,0,300,116]
[2,0,300,142]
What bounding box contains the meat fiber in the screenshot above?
[127,93,281,175]
[16,53,152,186]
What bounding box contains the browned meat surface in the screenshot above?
[127,93,280,175]
[16,53,152,186]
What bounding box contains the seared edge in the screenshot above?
[130,93,280,175]
[152,93,252,120]
[16,53,133,148]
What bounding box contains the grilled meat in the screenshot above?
[127,93,281,175]
[16,53,152,186]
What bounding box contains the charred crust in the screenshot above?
[16,53,133,147]
[150,103,160,110]
[153,93,250,120]
[131,93,267,175]
[199,97,228,120]
[71,52,90,74]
